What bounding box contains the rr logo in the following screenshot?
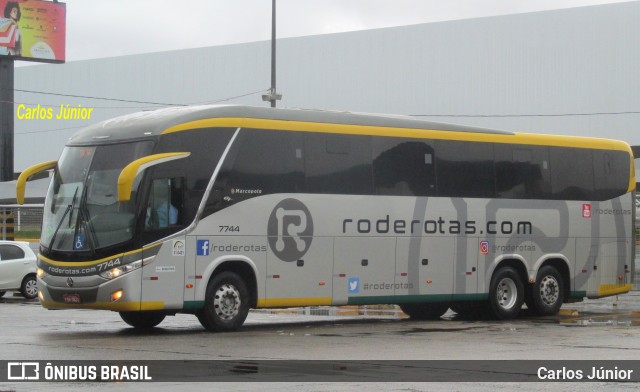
[479,240,489,255]
[582,204,592,218]
[267,199,313,262]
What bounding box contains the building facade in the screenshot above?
[11,1,640,173]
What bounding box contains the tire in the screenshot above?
[399,302,449,320]
[20,275,38,300]
[198,271,250,332]
[528,265,564,316]
[119,312,166,329]
[488,267,524,320]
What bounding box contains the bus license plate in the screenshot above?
[63,294,81,304]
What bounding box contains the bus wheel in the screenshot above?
[489,267,524,320]
[119,312,166,329]
[198,271,249,332]
[529,265,564,316]
[399,302,449,320]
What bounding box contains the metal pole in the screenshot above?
[0,58,14,181]
[261,0,282,106]
[270,0,276,108]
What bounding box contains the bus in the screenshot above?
[17,105,635,331]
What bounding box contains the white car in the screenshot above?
[0,241,38,299]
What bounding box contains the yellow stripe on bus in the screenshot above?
[40,300,165,312]
[161,117,632,152]
[598,283,633,297]
[38,243,162,267]
[256,297,333,308]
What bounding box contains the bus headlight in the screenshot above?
[99,260,143,280]
[37,267,47,279]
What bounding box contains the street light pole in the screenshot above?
[262,0,282,107]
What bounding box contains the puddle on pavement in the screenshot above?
[557,310,640,327]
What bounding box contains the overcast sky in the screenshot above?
[49,0,633,63]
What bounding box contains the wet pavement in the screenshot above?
[0,290,638,391]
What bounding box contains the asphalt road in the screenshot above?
[0,292,639,391]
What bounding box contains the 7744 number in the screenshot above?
[219,225,240,233]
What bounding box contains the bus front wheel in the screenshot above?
[198,271,249,332]
[488,267,524,320]
[119,311,166,329]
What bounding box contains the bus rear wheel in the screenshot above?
[399,302,449,320]
[119,311,166,329]
[528,265,564,316]
[198,271,249,332]
[488,267,524,320]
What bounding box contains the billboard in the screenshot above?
[0,0,65,63]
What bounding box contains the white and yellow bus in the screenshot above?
[18,105,635,331]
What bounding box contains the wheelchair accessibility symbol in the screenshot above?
[74,234,85,250]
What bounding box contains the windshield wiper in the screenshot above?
[67,186,79,227]
[76,184,97,256]
[48,186,79,251]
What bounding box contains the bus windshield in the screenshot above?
[42,141,154,253]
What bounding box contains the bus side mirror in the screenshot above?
[16,160,57,205]
[117,152,191,202]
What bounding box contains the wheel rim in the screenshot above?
[25,279,37,297]
[213,283,241,320]
[496,277,517,310]
[539,275,559,306]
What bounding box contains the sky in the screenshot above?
[37,0,636,63]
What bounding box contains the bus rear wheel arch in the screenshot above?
[197,271,250,332]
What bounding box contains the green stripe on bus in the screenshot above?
[347,293,488,305]
[183,301,205,310]
[570,291,587,299]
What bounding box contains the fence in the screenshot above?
[0,204,43,240]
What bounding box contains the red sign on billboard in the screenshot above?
[0,0,66,63]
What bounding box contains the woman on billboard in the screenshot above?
[1,1,21,56]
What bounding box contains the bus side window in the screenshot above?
[145,178,184,230]
[373,138,436,196]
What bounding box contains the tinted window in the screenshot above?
[228,129,303,196]
[436,140,495,198]
[593,150,630,200]
[495,145,551,199]
[152,127,235,224]
[208,129,304,213]
[0,244,25,260]
[550,148,594,200]
[304,133,373,195]
[373,138,436,196]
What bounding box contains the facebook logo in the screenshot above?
[197,240,210,256]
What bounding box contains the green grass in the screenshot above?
[14,230,41,240]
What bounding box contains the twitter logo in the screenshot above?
[348,278,360,294]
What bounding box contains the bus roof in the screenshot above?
[67,105,631,152]
[68,105,510,144]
